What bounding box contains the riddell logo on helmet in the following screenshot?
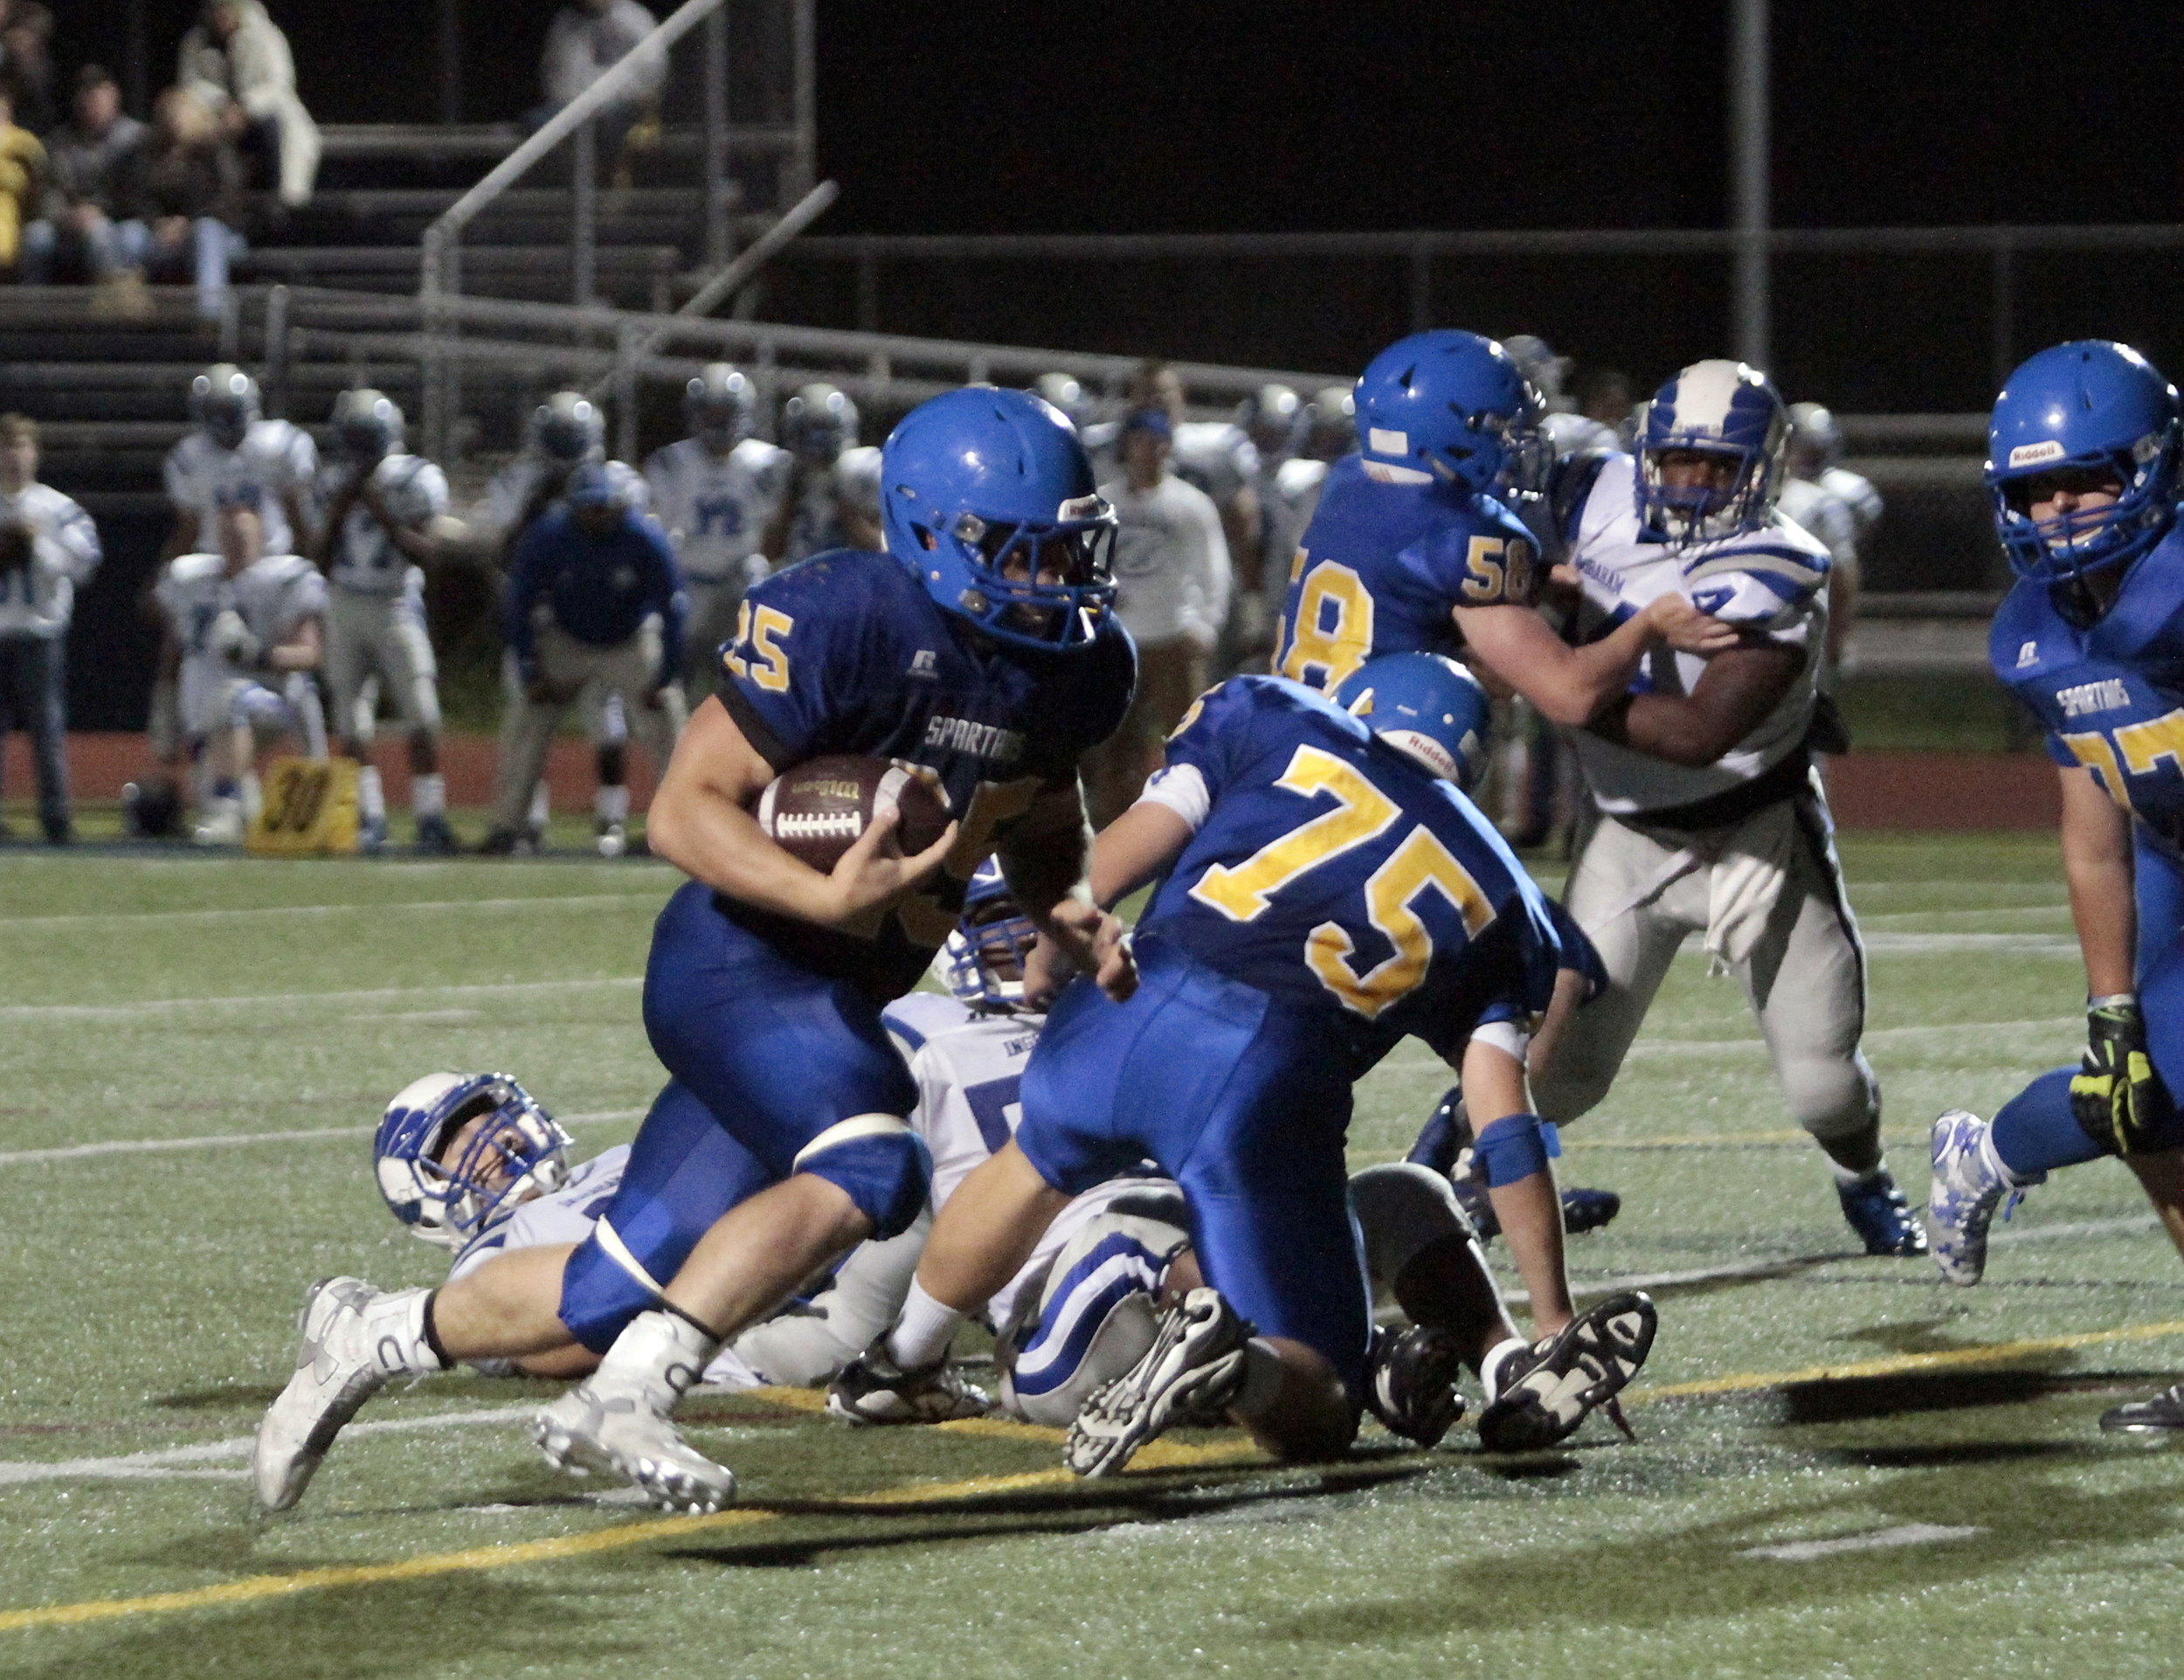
[2008,440,2067,468]
[1368,428,1409,455]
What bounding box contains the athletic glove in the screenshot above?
[2070,994,2165,1155]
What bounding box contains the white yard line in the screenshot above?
[0,976,642,1021]
[0,894,663,930]
[1739,1524,1982,1561]
[0,1109,646,1167]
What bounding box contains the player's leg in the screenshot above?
[483,630,573,849]
[377,598,452,852]
[1743,805,1919,1254]
[591,679,630,854]
[322,593,384,847]
[1528,816,1698,1125]
[681,577,741,709]
[602,628,687,854]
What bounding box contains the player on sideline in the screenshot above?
[162,363,316,565]
[876,655,1657,1476]
[252,387,1137,1518]
[1930,340,2184,1432]
[645,365,789,709]
[1466,359,1918,1255]
[310,390,456,854]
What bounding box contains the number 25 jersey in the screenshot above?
[1140,675,1560,1075]
[1993,522,2184,859]
[1272,453,1537,695]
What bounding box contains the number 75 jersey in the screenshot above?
[1141,675,1561,1074]
[1992,523,2184,858]
[1271,453,1538,695]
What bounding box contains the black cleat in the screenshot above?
[2100,1382,2184,1435]
[1365,1324,1467,1448]
[1478,1290,1657,1453]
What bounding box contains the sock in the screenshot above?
[590,1309,718,1410]
[356,764,386,826]
[1992,1067,2095,1178]
[411,772,446,819]
[1229,1337,1285,1421]
[596,783,630,824]
[240,771,261,824]
[528,781,550,833]
[1480,1335,1529,1402]
[361,1288,446,1375]
[886,1278,967,1370]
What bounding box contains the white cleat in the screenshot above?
[530,1384,736,1514]
[1065,1287,1250,1479]
[192,799,245,847]
[1929,1109,2015,1288]
[1476,1290,1657,1454]
[252,1277,399,1511]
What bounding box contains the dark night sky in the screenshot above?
[45,1,2184,401]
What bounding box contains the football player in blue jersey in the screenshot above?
[1273,330,1735,719]
[1929,340,2184,1430]
[873,653,1657,1474]
[251,387,1137,1515]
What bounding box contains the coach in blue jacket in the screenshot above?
[483,463,688,853]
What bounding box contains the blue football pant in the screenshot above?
[1013,937,1372,1398]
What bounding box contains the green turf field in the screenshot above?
[3,834,2181,1680]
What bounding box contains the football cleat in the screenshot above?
[414,812,460,855]
[1477,1290,1657,1454]
[596,819,626,860]
[1836,1167,1929,1256]
[1928,1110,2016,1287]
[1066,1287,1251,1478]
[252,1277,401,1511]
[1364,1324,1467,1448]
[2099,1382,2184,1435]
[356,813,388,855]
[530,1386,735,1514]
[827,1343,992,1425]
[475,826,521,857]
[192,798,244,847]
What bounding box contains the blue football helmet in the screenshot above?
[373,1072,571,1248]
[1333,653,1491,790]
[190,363,259,450]
[1353,331,1545,496]
[530,391,605,466]
[1635,359,1790,547]
[332,388,403,465]
[1985,341,2181,591]
[686,363,755,452]
[882,385,1117,651]
[938,858,1041,1012]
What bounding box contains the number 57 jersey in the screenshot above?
[1140,675,1561,1075]
[1993,522,2184,859]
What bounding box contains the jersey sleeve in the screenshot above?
[1430,511,1542,610]
[1156,676,1263,804]
[715,557,887,770]
[1680,542,1829,642]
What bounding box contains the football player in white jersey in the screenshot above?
[311,390,457,854]
[1785,402,1877,675]
[762,381,859,566]
[480,392,653,852]
[162,364,317,564]
[643,365,789,706]
[154,494,328,844]
[1464,358,1917,1255]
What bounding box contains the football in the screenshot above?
[757,755,953,872]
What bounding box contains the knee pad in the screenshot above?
[793,1115,931,1238]
[1348,1162,1476,1296]
[557,1220,667,1353]
[1781,1051,1880,1143]
[999,1209,1188,1428]
[1473,1112,1553,1187]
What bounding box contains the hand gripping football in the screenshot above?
[757,755,953,872]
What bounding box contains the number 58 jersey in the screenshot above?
[1272,453,1538,695]
[1993,522,2184,860]
[1139,675,1561,1075]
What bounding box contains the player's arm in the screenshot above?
[1584,640,1800,766]
[309,471,363,567]
[646,696,956,930]
[263,613,322,673]
[1455,594,1738,727]
[2059,763,2136,996]
[996,780,1137,1002]
[1089,799,1194,908]
[1460,1033,1572,1333]
[641,529,686,695]
[360,480,442,565]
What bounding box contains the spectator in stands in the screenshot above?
[176,0,319,207]
[0,84,43,272]
[0,416,101,843]
[115,86,245,318]
[1,3,53,135]
[21,66,145,287]
[1082,405,1231,826]
[536,0,663,172]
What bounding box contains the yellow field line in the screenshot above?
[10,1320,2184,1635]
